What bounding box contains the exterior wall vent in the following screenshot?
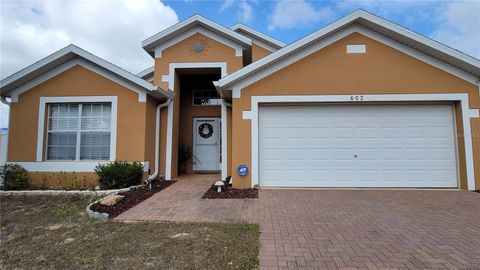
[346,44,366,54]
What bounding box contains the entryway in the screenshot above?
[174,68,225,176]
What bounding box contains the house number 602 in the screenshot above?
[350,95,364,101]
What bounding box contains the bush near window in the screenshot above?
[1,163,31,190]
[95,161,144,189]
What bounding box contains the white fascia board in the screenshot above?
[137,66,154,79]
[1,44,171,100]
[231,24,285,49]
[142,15,252,52]
[0,45,76,94]
[68,46,158,91]
[153,26,245,57]
[219,9,480,89]
[357,10,480,69]
[225,25,479,99]
[9,59,151,102]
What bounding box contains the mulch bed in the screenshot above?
[90,181,175,218]
[201,185,258,199]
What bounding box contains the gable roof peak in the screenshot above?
[218,9,480,90]
[142,14,252,55]
[0,44,172,101]
[231,23,285,49]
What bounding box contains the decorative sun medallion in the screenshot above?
[188,37,210,57]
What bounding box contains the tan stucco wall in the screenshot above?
[7,65,153,186]
[153,33,243,178]
[252,43,273,62]
[231,32,480,190]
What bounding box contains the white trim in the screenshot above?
[10,59,150,102]
[231,24,285,50]
[221,100,228,179]
[245,93,479,191]
[36,96,118,162]
[226,25,479,98]
[137,66,154,79]
[165,101,174,180]
[1,44,167,98]
[163,62,228,180]
[154,26,245,57]
[11,161,149,172]
[164,62,228,91]
[142,14,251,52]
[251,41,278,54]
[219,10,480,91]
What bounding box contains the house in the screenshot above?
[1,10,479,190]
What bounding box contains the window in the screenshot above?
[47,103,111,160]
[192,89,222,106]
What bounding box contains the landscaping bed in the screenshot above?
[90,180,175,218]
[0,195,259,269]
[202,185,258,199]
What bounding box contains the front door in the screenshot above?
[193,118,220,171]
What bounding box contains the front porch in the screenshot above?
[165,66,232,181]
[115,174,258,223]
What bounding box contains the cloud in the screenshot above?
[238,1,254,23]
[335,0,479,59]
[219,0,255,23]
[430,1,480,59]
[0,0,178,129]
[219,0,235,12]
[268,0,334,30]
[0,0,178,80]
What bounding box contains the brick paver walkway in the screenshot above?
[116,175,480,269]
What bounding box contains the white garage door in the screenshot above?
[259,104,458,188]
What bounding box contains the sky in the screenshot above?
[1,0,479,129]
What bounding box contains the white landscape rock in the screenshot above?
[99,194,125,206]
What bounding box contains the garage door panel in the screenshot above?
[259,104,458,188]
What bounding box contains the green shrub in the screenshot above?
[2,163,31,190]
[95,161,143,189]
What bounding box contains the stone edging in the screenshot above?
[1,185,145,221]
[0,185,143,196]
[86,200,109,220]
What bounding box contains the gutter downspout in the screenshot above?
[1,96,11,106]
[146,98,171,183]
[1,96,11,167]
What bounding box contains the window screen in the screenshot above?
[47,103,111,160]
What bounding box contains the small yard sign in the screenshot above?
[237,165,248,176]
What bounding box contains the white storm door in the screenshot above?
[193,118,220,171]
[258,104,458,188]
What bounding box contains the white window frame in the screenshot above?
[46,103,112,161]
[37,96,118,162]
[192,89,222,106]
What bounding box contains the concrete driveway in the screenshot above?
[116,175,480,269]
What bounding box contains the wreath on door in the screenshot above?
[198,123,214,138]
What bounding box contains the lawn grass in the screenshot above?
[0,195,259,269]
